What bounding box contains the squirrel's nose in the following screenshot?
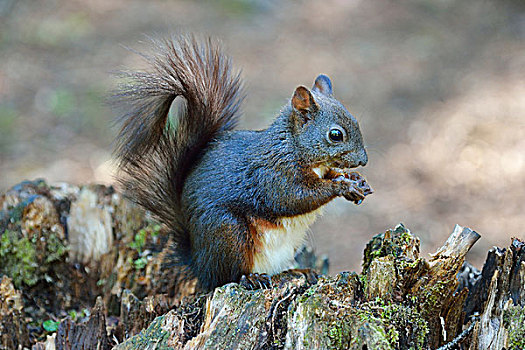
[358,152,368,167]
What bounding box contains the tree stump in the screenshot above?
[0,180,523,349]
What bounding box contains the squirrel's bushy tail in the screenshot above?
[114,36,243,263]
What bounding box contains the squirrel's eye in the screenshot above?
[328,128,344,143]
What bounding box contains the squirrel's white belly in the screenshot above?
[251,206,324,274]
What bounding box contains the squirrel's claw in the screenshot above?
[240,273,272,290]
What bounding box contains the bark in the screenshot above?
[0,180,523,350]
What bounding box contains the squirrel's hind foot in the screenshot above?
[240,273,272,290]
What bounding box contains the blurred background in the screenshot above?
[1,0,524,273]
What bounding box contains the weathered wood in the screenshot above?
[1,180,524,349]
[410,225,480,346]
[465,238,525,349]
[114,290,171,340]
[55,297,111,350]
[0,276,29,349]
[113,224,479,349]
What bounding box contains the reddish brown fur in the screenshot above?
[246,222,258,271]
[247,217,284,269]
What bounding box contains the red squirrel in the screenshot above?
[114,36,371,291]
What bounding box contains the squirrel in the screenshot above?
[113,36,371,291]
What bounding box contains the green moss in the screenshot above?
[416,279,452,318]
[359,273,368,291]
[356,298,428,349]
[327,322,345,348]
[386,326,399,345]
[113,313,175,350]
[287,272,429,349]
[363,233,386,271]
[381,303,428,349]
[0,230,39,287]
[44,232,68,263]
[352,309,395,349]
[0,208,67,288]
[362,224,417,272]
[503,305,525,350]
[394,223,411,240]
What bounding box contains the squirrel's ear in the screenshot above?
[291,86,318,118]
[312,74,333,96]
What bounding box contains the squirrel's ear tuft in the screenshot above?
[312,74,333,96]
[292,86,318,117]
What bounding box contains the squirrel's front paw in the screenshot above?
[336,182,365,203]
[332,170,372,204]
